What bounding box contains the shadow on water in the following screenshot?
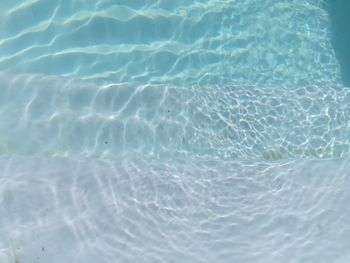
[325,0,350,87]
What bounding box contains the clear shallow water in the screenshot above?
[0,1,350,263]
[0,0,342,86]
[1,72,350,160]
[1,157,350,263]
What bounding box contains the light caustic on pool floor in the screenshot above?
[0,0,342,87]
[0,1,350,263]
[0,72,350,160]
[0,157,350,263]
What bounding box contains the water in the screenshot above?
[326,0,350,86]
[0,1,350,263]
[1,157,350,263]
[0,0,342,86]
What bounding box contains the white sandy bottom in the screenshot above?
[0,157,349,263]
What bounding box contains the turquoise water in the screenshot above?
[326,0,350,86]
[0,1,350,263]
[0,0,342,86]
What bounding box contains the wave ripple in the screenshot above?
[0,0,342,86]
[1,73,350,160]
[0,157,350,263]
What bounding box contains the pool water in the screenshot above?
[326,0,350,86]
[0,1,349,263]
[0,0,342,86]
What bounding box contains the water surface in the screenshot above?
[0,1,350,262]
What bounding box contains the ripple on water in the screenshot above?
[0,157,349,262]
[0,0,342,86]
[0,0,349,262]
[0,72,349,160]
